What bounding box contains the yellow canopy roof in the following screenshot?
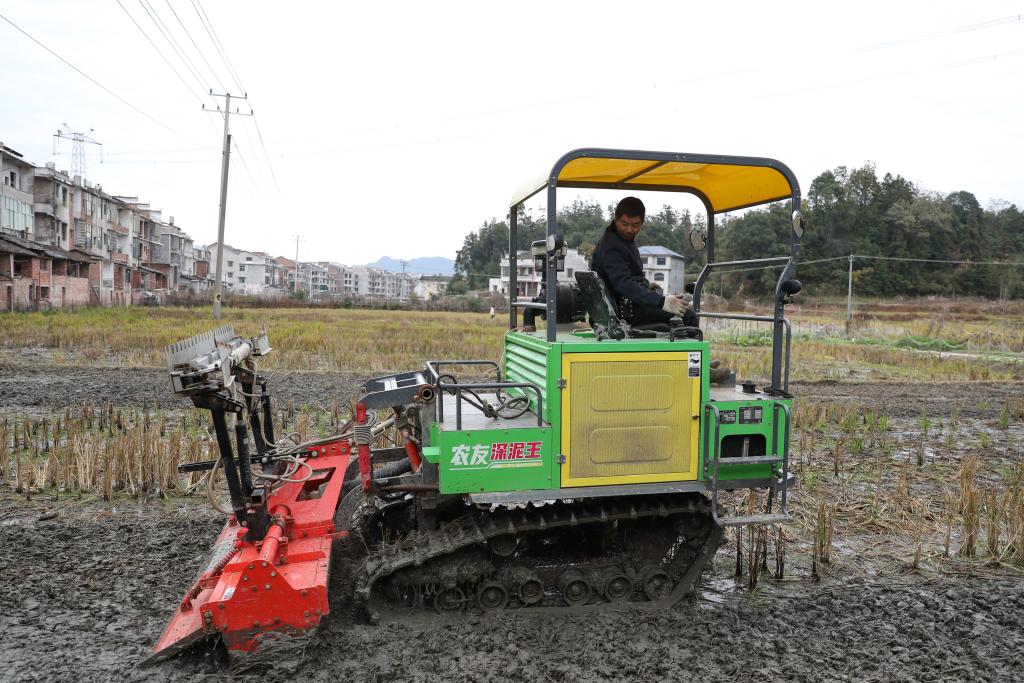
[510,149,798,214]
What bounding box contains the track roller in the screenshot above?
[477,580,509,610]
[557,569,592,607]
[602,569,634,602]
[433,587,466,613]
[640,565,673,601]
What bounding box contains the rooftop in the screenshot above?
[639,245,683,258]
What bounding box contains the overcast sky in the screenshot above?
[1,1,1021,265]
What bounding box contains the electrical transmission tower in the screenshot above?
[53,124,102,179]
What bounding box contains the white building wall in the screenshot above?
[639,247,685,294]
[489,248,590,297]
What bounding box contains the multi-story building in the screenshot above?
[32,162,73,250]
[206,243,286,297]
[487,247,684,298]
[1,143,35,238]
[2,137,205,307]
[489,248,590,297]
[317,262,345,296]
[0,231,91,310]
[273,256,296,291]
[639,245,685,293]
[144,214,193,291]
[117,197,166,293]
[338,264,366,296]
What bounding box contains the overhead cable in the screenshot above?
[115,0,205,106]
[0,10,208,148]
[137,0,208,93]
[163,0,227,91]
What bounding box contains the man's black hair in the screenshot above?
[614,196,645,220]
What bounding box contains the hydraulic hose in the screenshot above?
[342,457,412,494]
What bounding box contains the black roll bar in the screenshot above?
[505,148,802,393]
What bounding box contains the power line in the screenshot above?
[237,119,270,190]
[192,0,246,93]
[137,0,208,94]
[232,134,261,193]
[708,252,1023,276]
[854,254,1024,267]
[163,0,226,91]
[251,116,281,194]
[115,0,205,107]
[0,10,208,147]
[856,13,1023,53]
[190,0,243,92]
[189,1,279,195]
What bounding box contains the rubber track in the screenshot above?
[355,493,723,621]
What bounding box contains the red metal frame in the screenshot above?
[146,440,352,664]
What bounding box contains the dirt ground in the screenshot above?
[1,370,1023,682]
[2,363,1022,417]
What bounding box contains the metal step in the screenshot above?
[718,513,791,527]
[717,455,782,466]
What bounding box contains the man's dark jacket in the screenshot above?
[591,222,664,311]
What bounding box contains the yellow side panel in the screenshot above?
[560,352,700,487]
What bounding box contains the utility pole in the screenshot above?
[846,253,854,336]
[293,235,300,296]
[205,92,252,319]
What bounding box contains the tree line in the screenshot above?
[452,164,1024,299]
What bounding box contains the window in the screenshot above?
[61,188,68,205]
[246,256,252,261]
[227,260,234,267]
[654,272,665,282]
[656,257,666,266]
[239,264,245,272]
[238,277,246,283]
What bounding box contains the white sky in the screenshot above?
[1,1,1022,264]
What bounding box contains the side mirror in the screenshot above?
[781,279,802,295]
[546,234,565,252]
[792,211,804,237]
[688,228,706,250]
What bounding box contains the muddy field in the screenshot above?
[2,370,1023,681]
[3,363,1022,417]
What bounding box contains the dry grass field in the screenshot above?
[1,296,1022,380]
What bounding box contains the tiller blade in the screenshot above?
[145,442,351,666]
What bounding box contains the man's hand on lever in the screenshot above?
[661,295,689,316]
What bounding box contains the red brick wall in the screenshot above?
[50,275,90,308]
[0,279,33,311]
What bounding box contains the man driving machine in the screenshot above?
[592,196,697,328]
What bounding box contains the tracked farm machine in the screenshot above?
[148,149,805,665]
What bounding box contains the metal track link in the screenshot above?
[355,493,723,621]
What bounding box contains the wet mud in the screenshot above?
[1,492,1022,682]
[2,368,1023,681]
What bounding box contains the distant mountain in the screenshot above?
[365,256,454,276]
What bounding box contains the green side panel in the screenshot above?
[698,398,792,481]
[434,426,554,494]
[503,332,551,421]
